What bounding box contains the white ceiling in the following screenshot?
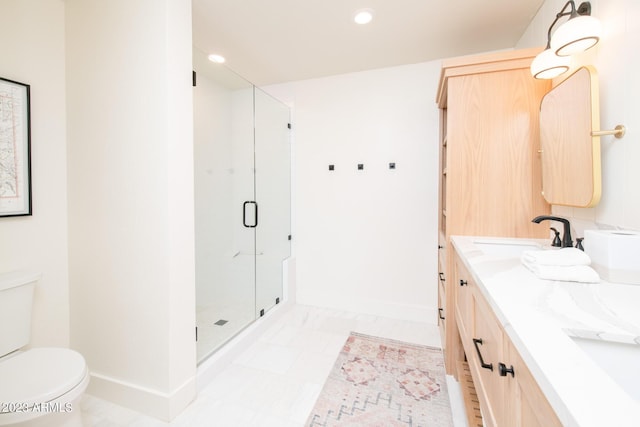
[192,0,545,87]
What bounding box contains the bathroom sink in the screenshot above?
[569,336,640,403]
[472,239,542,258]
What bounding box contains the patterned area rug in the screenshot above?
[306,332,453,427]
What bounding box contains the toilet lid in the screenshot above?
[0,348,87,409]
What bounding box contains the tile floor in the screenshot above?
[81,304,468,426]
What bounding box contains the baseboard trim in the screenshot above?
[86,371,196,422]
[297,292,436,324]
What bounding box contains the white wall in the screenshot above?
[265,1,640,326]
[66,0,196,421]
[0,0,69,348]
[517,0,640,235]
[265,61,441,323]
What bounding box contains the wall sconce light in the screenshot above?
[531,1,602,79]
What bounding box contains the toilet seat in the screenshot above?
[0,348,88,411]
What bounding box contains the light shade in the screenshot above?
[354,9,374,25]
[208,54,226,64]
[551,14,602,56]
[530,48,571,80]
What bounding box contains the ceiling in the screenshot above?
[192,0,545,87]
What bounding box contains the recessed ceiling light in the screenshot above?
[354,8,374,25]
[208,54,226,64]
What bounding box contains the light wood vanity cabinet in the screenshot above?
[453,249,562,427]
[436,48,551,372]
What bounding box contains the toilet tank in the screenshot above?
[0,271,40,357]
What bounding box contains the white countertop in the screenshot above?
[450,235,640,427]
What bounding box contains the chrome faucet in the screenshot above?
[532,215,573,248]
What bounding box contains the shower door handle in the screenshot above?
[243,201,258,228]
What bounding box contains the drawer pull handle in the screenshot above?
[438,308,445,320]
[499,363,515,377]
[473,338,493,371]
[459,279,468,286]
[439,272,446,282]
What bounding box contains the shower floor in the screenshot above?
[196,302,255,363]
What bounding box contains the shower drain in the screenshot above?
[214,319,228,326]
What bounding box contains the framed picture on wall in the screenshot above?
[0,77,31,217]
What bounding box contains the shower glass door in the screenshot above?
[193,49,291,363]
[254,88,291,316]
[194,49,256,363]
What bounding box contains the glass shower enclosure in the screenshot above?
[193,48,291,363]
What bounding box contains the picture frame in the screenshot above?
[0,77,31,217]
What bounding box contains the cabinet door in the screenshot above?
[454,255,474,344]
[437,269,446,344]
[455,254,506,427]
[438,250,446,337]
[472,292,507,427]
[504,339,562,427]
[446,69,549,238]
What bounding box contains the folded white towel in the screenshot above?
[521,247,591,267]
[522,259,600,283]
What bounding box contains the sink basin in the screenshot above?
[570,336,640,402]
[472,239,542,258]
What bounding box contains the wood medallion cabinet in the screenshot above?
[435,48,551,367]
[435,48,553,425]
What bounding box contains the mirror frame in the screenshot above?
[539,65,601,208]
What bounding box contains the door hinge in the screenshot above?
[192,70,197,87]
[195,326,198,341]
[287,123,292,129]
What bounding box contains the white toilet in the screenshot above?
[0,271,90,427]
